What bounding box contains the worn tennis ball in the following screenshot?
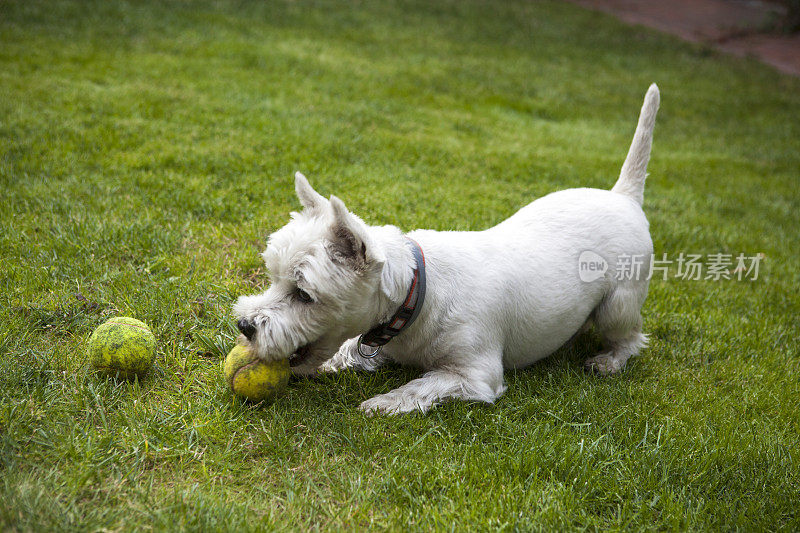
[223,344,289,402]
[88,317,156,379]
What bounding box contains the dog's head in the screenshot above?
[233,173,390,374]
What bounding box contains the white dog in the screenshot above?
[234,84,660,414]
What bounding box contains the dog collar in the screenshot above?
[357,238,426,358]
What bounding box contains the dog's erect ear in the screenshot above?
[295,172,327,212]
[329,195,385,268]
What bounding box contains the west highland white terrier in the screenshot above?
[234,84,660,414]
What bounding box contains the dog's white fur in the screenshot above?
[234,84,660,414]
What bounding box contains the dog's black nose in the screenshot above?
[237,318,257,340]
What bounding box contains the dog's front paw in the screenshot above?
[320,337,385,374]
[319,349,356,374]
[359,392,432,415]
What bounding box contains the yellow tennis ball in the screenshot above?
[88,317,156,379]
[223,344,289,402]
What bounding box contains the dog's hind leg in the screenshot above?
[584,284,648,375]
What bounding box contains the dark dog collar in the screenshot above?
[357,238,426,358]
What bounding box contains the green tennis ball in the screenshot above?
[223,344,289,402]
[88,317,156,379]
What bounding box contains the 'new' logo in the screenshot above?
[578,251,608,282]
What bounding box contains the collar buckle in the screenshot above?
[356,336,382,359]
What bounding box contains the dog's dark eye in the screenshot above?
[296,288,313,303]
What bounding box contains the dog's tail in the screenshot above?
[611,84,660,205]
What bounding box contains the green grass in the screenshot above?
[1,0,799,530]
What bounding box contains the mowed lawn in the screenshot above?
[1,0,799,530]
